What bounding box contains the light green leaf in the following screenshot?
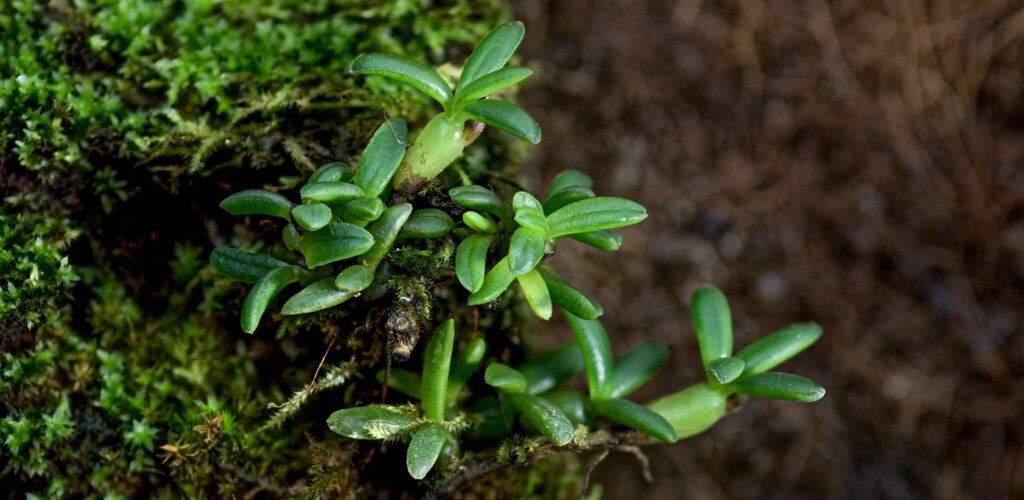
[546,197,647,238]
[516,269,552,320]
[519,341,585,395]
[308,162,353,184]
[449,185,513,229]
[327,406,417,440]
[545,170,593,200]
[537,268,603,320]
[359,204,412,270]
[375,369,422,399]
[728,372,825,402]
[542,185,595,215]
[506,393,573,446]
[354,119,407,197]
[282,224,300,251]
[607,340,668,398]
[484,363,527,393]
[457,21,525,93]
[446,338,487,405]
[220,189,292,219]
[461,100,541,144]
[462,211,497,234]
[280,277,356,315]
[512,191,548,235]
[591,398,677,443]
[335,265,374,292]
[421,320,455,421]
[708,356,745,384]
[407,423,448,479]
[541,388,589,426]
[300,182,365,204]
[647,383,727,439]
[400,208,454,239]
[241,266,301,333]
[299,222,374,267]
[292,202,332,231]
[455,233,494,293]
[210,247,289,284]
[455,67,533,108]
[737,322,822,375]
[563,311,614,399]
[691,285,733,368]
[343,197,385,227]
[351,53,452,105]
[567,230,622,251]
[467,256,516,305]
[508,227,546,276]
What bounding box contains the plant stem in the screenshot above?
[391,113,467,200]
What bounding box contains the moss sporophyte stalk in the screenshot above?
[208,21,827,489]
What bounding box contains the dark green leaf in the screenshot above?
[291,202,332,231]
[607,340,668,398]
[343,197,385,227]
[545,170,593,200]
[484,363,527,393]
[466,256,516,305]
[446,338,487,405]
[517,269,552,320]
[407,423,448,479]
[647,383,727,439]
[541,388,589,426]
[728,372,825,402]
[210,247,289,284]
[737,322,822,375]
[708,356,745,384]
[327,406,417,440]
[546,197,647,238]
[449,185,513,229]
[691,285,733,368]
[421,320,455,421]
[351,53,452,105]
[457,21,525,93]
[537,268,603,320]
[300,182,366,204]
[299,222,374,267]
[455,67,533,108]
[506,393,573,446]
[508,226,546,276]
[563,311,614,399]
[359,204,413,270]
[591,398,677,443]
[519,341,585,395]
[241,266,301,333]
[461,100,541,144]
[220,189,292,219]
[307,162,353,184]
[354,119,407,197]
[455,233,494,293]
[542,185,595,215]
[462,211,497,233]
[400,208,454,239]
[567,230,622,251]
[335,265,374,292]
[375,369,422,400]
[280,277,356,315]
[512,191,548,235]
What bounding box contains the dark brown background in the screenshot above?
[512,1,1024,498]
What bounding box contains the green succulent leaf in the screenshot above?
[335,265,374,292]
[210,247,289,284]
[359,204,413,270]
[457,21,526,94]
[546,197,647,238]
[455,67,533,108]
[708,356,745,384]
[516,268,552,320]
[537,268,603,320]
[545,170,594,200]
[455,233,494,293]
[375,369,422,400]
[282,224,300,251]
[519,341,585,395]
[461,100,541,144]
[512,191,549,235]
[506,393,574,446]
[407,422,448,479]
[351,53,452,106]
[647,383,727,439]
[691,285,733,368]
[466,255,516,305]
[563,311,614,399]
[308,162,353,184]
[343,197,386,227]
[542,185,595,215]
[280,277,356,315]
[736,322,823,375]
[728,372,825,402]
[421,320,455,421]
[446,338,487,405]
[541,388,589,426]
[292,202,332,231]
[462,211,497,234]
[240,266,302,333]
[220,189,292,219]
[354,119,407,197]
[327,406,417,440]
[300,182,366,204]
[400,208,454,239]
[484,363,527,393]
[591,398,677,443]
[508,226,546,276]
[299,222,375,267]
[567,230,622,251]
[449,185,514,229]
[607,340,668,398]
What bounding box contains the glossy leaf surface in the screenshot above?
[446,338,487,404]
[210,247,289,284]
[455,233,494,293]
[407,423,447,479]
[508,226,546,276]
[516,269,552,320]
[737,322,822,375]
[455,67,532,108]
[240,266,301,333]
[280,277,355,315]
[728,372,825,402]
[449,185,513,228]
[291,202,332,231]
[506,393,573,446]
[351,53,452,105]
[335,265,374,292]
[708,356,745,384]
[547,197,647,238]
[691,285,733,367]
[484,363,527,393]
[567,230,622,251]
[421,320,455,421]
[299,222,374,267]
[308,162,352,184]
[462,211,497,234]
[457,21,525,93]
[537,268,603,320]
[542,185,595,215]
[563,311,613,398]
[300,182,365,204]
[466,256,515,305]
[354,119,407,197]
[519,340,585,395]
[359,204,412,270]
[512,191,548,235]
[400,208,454,239]
[592,398,677,443]
[343,197,385,226]
[327,406,417,440]
[545,170,593,200]
[647,383,727,439]
[607,340,668,398]
[220,189,291,219]
[462,100,541,144]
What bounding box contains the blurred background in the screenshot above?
[512,0,1024,498]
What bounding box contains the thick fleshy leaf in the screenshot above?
[647,383,727,439]
[541,388,589,426]
[546,197,647,238]
[542,185,595,215]
[728,372,825,402]
[466,256,515,305]
[300,182,365,204]
[400,208,454,239]
[449,185,513,229]
[737,322,823,375]
[691,285,733,368]
[516,269,552,320]
[512,191,548,235]
[455,67,533,108]
[461,100,541,144]
[354,119,407,197]
[446,338,487,405]
[299,222,374,267]
[280,277,356,315]
[407,423,448,479]
[220,189,291,219]
[455,233,494,293]
[335,265,374,292]
[351,53,452,105]
[591,398,677,443]
[537,268,603,320]
[484,363,527,393]
[506,393,573,445]
[563,311,613,399]
[462,211,497,234]
[508,226,546,276]
[607,340,668,398]
[567,230,622,251]
[359,204,413,271]
[210,247,289,284]
[519,341,585,395]
[282,224,300,251]
[307,162,353,184]
[327,406,417,440]
[457,21,525,93]
[292,202,332,231]
[421,320,455,421]
[240,266,301,333]
[375,368,422,399]
[545,170,593,200]
[708,356,745,384]
[343,197,385,227]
